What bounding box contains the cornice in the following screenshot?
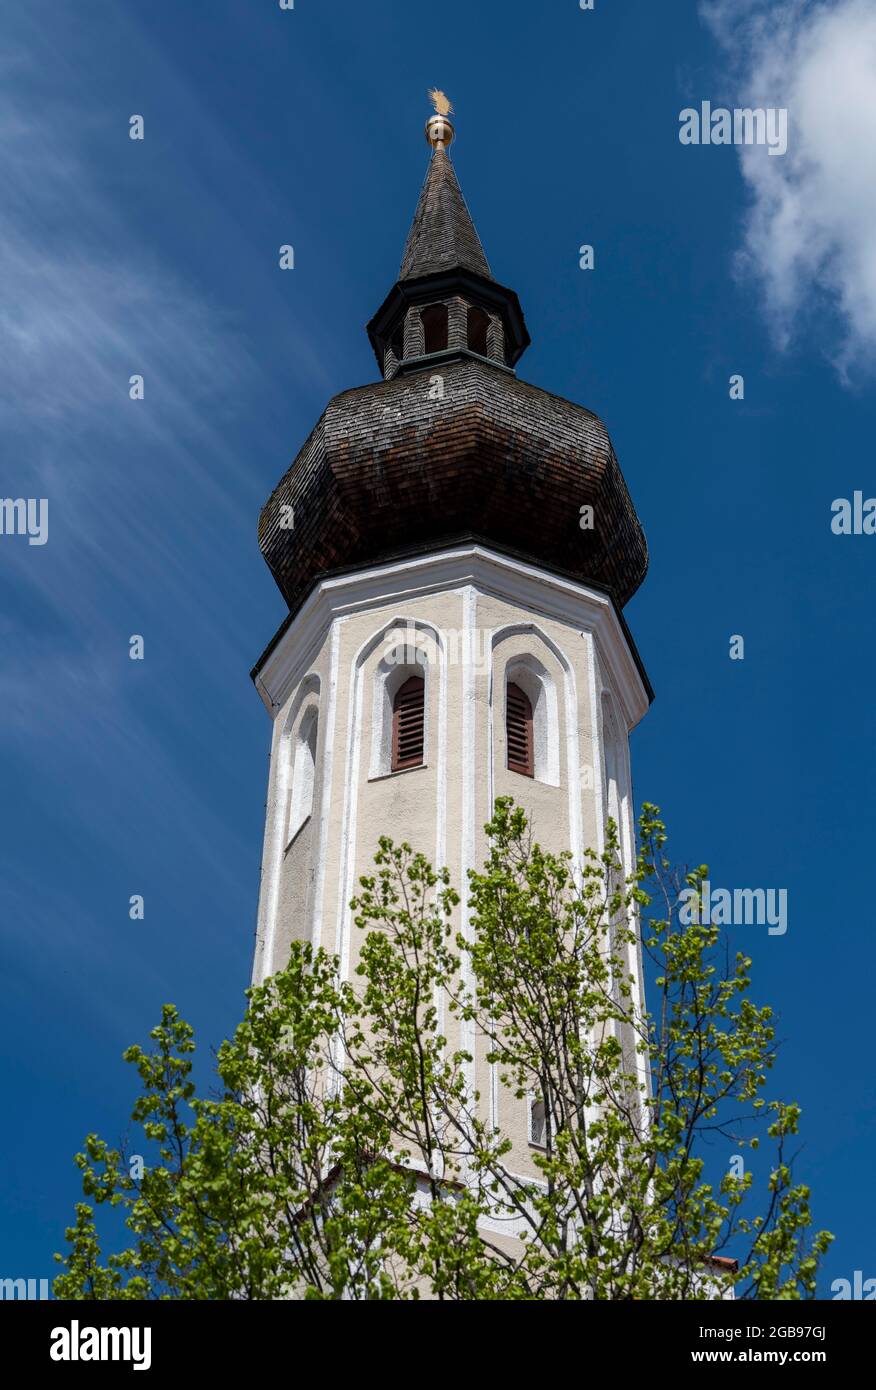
[252,545,652,731]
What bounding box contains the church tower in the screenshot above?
[251,100,653,1156]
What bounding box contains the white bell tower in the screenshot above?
[250,100,653,1166]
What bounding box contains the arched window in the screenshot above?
[601,691,639,1098]
[506,681,534,777]
[391,676,425,771]
[601,694,626,859]
[288,708,318,841]
[529,1095,548,1148]
[499,654,560,786]
[421,303,449,355]
[467,305,490,356]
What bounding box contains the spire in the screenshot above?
[366,94,530,376]
[398,94,493,283]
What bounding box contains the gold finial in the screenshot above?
[425,89,455,150]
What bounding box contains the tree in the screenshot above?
[54,800,831,1300]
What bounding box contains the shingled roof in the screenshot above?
[258,356,649,617]
[399,146,493,282]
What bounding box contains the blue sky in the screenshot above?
[1,0,874,1295]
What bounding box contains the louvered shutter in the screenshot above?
[392,676,425,771]
[506,682,534,777]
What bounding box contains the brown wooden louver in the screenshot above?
[506,681,534,777]
[391,676,425,771]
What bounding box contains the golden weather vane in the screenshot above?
[428,89,454,117]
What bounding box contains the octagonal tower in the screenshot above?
[250,103,652,1169]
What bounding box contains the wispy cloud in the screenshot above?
[0,49,259,625]
[0,10,294,899]
[701,0,876,381]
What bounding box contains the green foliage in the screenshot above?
[55,801,831,1300]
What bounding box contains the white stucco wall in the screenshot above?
[251,545,651,1177]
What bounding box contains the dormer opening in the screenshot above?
[467,305,490,357]
[421,303,449,355]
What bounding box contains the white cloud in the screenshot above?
[702,0,876,380]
